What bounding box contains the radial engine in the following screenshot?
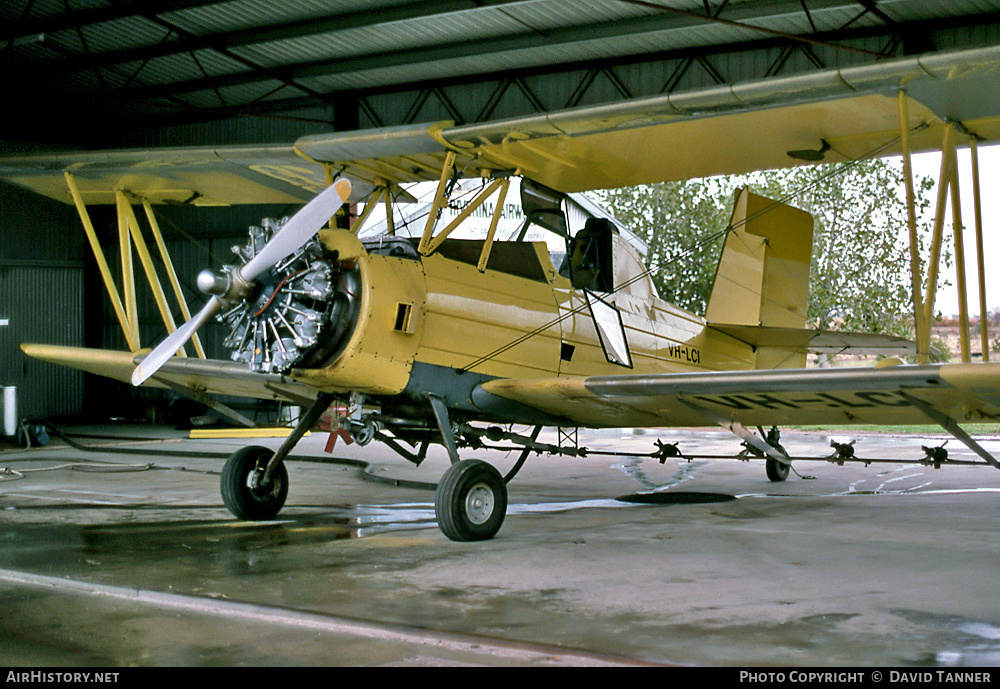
[213,218,362,374]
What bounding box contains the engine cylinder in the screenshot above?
[218,218,361,373]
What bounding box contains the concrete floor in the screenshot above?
[2,422,1000,667]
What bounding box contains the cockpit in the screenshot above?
[355,175,654,299]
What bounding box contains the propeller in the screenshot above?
[132,178,352,386]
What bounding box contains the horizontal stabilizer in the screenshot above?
[708,324,916,356]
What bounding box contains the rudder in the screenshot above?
[705,189,814,368]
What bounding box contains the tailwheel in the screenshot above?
[761,426,790,482]
[221,445,289,520]
[435,459,508,542]
[765,456,790,482]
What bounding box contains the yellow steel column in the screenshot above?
[921,125,957,357]
[898,92,927,363]
[64,173,138,351]
[948,158,971,363]
[419,151,456,255]
[384,185,396,236]
[351,186,385,235]
[970,141,990,362]
[478,178,511,272]
[141,200,206,359]
[116,192,140,349]
[117,192,186,357]
[324,164,337,230]
[424,177,504,256]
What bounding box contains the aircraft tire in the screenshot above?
[435,459,507,542]
[221,445,289,520]
[765,456,790,482]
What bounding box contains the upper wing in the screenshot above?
[479,362,1000,429]
[0,144,374,207]
[294,44,1000,193]
[4,45,1000,202]
[21,343,318,405]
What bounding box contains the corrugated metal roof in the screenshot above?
[3,0,1000,141]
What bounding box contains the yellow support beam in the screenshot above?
[971,141,989,362]
[324,164,338,230]
[116,192,140,349]
[117,192,186,358]
[948,165,971,363]
[424,177,505,256]
[351,186,386,236]
[921,125,957,357]
[189,428,310,439]
[897,92,927,363]
[477,177,511,272]
[64,173,138,351]
[141,200,205,359]
[418,151,456,255]
[384,184,396,236]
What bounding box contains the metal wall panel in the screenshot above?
[0,180,85,263]
[0,262,84,420]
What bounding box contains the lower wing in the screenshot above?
[21,344,318,406]
[480,362,1000,429]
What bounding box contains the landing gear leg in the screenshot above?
[220,392,335,520]
[426,394,513,540]
[677,399,793,483]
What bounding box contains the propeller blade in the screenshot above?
[132,296,222,386]
[240,178,351,282]
[130,178,351,387]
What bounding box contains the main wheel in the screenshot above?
[435,460,508,542]
[221,445,289,520]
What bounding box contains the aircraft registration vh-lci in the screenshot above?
[5,45,1000,541]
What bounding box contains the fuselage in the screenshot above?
[278,228,758,426]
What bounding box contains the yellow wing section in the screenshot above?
[21,344,318,404]
[294,45,1000,193]
[479,363,1000,430]
[0,144,374,207]
[4,45,1000,201]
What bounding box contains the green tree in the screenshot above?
[593,159,940,338]
[595,180,730,315]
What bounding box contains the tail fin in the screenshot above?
[705,189,814,369]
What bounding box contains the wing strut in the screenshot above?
[676,398,791,466]
[152,376,257,429]
[898,393,1000,469]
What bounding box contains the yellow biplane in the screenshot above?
[6,44,1000,540]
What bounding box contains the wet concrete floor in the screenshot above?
[2,423,1000,666]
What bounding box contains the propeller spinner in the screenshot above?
[131,179,352,386]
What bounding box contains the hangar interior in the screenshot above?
[3,0,1000,425]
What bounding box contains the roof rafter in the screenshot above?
[98,0,891,103]
[8,0,232,40]
[27,0,538,77]
[615,0,885,58]
[114,8,1000,131]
